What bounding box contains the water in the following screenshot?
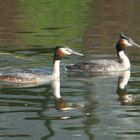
[0,0,140,140]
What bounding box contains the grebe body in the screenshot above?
[0,46,83,87]
[66,33,140,73]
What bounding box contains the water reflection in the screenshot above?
[52,78,96,140]
[0,78,84,139]
[35,88,55,140]
[116,70,139,105]
[52,78,83,111]
[31,78,89,140]
[116,71,131,105]
[67,69,139,107]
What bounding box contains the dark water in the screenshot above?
[0,0,140,140]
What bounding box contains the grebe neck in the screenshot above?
[52,75,61,99]
[52,59,61,98]
[52,60,61,79]
[117,51,130,70]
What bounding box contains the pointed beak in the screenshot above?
[69,48,84,56]
[72,50,84,56]
[131,41,140,48]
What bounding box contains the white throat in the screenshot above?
[52,60,61,79]
[52,60,61,98]
[52,78,61,99]
[118,51,131,70]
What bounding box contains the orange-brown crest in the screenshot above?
[116,38,126,51]
[118,38,126,49]
[55,47,65,58]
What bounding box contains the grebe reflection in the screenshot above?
[116,70,134,105]
[52,78,84,111]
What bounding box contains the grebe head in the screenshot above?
[116,32,140,52]
[54,46,83,60]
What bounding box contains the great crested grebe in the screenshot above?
[0,46,83,87]
[66,33,140,72]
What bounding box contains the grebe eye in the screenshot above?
[66,48,71,52]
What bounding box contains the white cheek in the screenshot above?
[60,48,71,55]
[123,39,132,47]
[65,51,71,55]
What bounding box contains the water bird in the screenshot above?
[66,33,140,73]
[0,46,83,87]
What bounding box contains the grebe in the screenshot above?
[66,33,140,73]
[0,46,83,87]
